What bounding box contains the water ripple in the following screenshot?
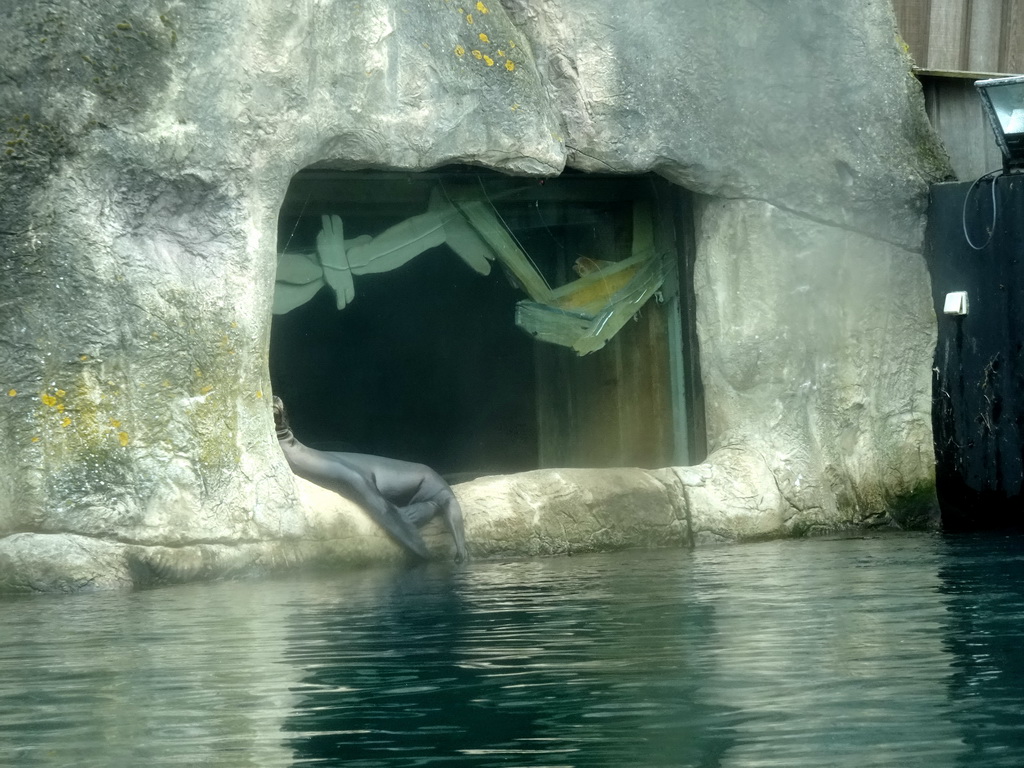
[2,533,1024,766]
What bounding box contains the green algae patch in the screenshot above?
[34,373,131,461]
[888,480,940,530]
[32,368,139,509]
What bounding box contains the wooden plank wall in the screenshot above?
[535,300,675,470]
[534,180,699,470]
[892,0,1024,74]
[919,75,1006,179]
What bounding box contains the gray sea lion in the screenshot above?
[273,397,468,562]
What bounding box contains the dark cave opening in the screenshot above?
[269,168,702,478]
[270,235,538,477]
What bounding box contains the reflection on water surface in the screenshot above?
[2,532,1023,767]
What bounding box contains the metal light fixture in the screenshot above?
[976,75,1024,173]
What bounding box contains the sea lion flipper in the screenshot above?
[367,502,431,560]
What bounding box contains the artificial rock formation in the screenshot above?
[0,0,948,590]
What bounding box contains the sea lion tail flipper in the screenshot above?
[446,498,468,563]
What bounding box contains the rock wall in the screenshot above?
[0,0,949,591]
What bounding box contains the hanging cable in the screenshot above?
[962,169,1003,251]
[281,192,311,254]
[473,174,551,290]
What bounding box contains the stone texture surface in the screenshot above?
[0,0,948,591]
[693,198,939,538]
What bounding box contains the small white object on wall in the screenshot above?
[943,291,969,316]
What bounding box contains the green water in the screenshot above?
[2,532,1022,767]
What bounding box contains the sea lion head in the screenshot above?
[272,396,292,440]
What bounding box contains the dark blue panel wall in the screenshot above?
[927,176,1024,530]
